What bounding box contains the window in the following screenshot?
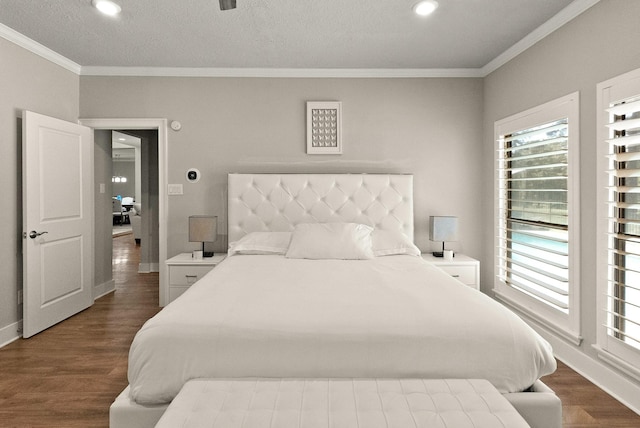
[597,69,640,376]
[494,93,580,344]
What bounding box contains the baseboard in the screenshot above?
[94,279,116,300]
[0,320,22,349]
[525,320,640,416]
[138,262,159,274]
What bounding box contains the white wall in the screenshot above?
[79,76,485,260]
[0,37,79,343]
[483,0,640,411]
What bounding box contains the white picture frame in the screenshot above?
[306,101,342,154]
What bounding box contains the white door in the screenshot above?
[22,111,94,338]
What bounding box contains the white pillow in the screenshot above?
[371,229,421,257]
[228,232,292,256]
[285,223,374,260]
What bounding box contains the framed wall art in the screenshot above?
[306,101,342,154]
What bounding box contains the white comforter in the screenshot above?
[128,255,556,405]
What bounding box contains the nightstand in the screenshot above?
[166,253,226,303]
[421,253,480,290]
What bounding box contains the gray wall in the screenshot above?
[133,130,159,269]
[483,0,640,392]
[0,37,79,339]
[112,158,135,198]
[94,130,113,293]
[79,77,485,260]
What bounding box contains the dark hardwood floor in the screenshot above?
[542,361,640,427]
[1,233,639,427]
[0,233,160,427]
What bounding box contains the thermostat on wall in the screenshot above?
[186,168,200,183]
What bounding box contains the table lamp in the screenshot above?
[429,216,458,257]
[189,215,217,257]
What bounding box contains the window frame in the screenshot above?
[596,68,640,379]
[494,92,581,345]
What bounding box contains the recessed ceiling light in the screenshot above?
[92,0,121,16]
[413,0,439,17]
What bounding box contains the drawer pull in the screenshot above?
[185,274,198,284]
[185,275,197,278]
[451,274,460,278]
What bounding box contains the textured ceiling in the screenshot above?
[0,0,578,70]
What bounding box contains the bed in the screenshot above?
[110,173,561,428]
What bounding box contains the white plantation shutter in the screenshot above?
[494,93,580,343]
[497,119,570,310]
[601,85,640,356]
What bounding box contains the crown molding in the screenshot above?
[0,23,81,74]
[1,0,600,79]
[80,66,483,78]
[481,0,600,76]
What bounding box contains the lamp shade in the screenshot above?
[189,216,218,243]
[429,216,458,242]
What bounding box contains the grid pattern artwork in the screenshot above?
[306,102,342,154]
[311,108,338,148]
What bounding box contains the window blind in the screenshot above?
[497,119,570,312]
[605,96,640,351]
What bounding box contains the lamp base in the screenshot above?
[432,251,455,258]
[204,251,214,258]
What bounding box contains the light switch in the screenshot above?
[99,183,105,194]
[168,184,184,195]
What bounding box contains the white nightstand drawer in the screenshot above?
[169,265,213,286]
[165,253,226,305]
[421,253,480,290]
[438,265,477,285]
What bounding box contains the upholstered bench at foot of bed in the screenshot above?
[154,378,532,428]
[110,386,168,428]
[504,380,562,428]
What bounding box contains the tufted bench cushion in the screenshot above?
[154,378,531,428]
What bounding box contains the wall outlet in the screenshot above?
[17,290,23,305]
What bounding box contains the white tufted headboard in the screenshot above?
[227,173,414,244]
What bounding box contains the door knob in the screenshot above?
[28,230,48,239]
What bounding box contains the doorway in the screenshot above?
[111,131,140,240]
[81,118,168,307]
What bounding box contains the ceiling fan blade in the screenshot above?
[219,0,236,10]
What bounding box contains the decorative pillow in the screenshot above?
[228,232,292,256]
[285,223,374,260]
[371,229,421,257]
[132,203,142,215]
